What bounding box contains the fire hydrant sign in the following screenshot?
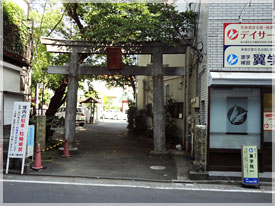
[263,111,275,131]
[223,23,274,68]
[6,102,30,174]
[242,146,259,187]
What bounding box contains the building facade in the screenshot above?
[203,0,273,172]
[136,0,273,172]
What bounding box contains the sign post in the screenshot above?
[6,102,31,175]
[241,145,260,188]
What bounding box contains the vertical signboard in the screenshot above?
[27,125,35,158]
[6,102,30,174]
[242,145,259,187]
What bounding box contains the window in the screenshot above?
[172,102,183,119]
[209,87,261,149]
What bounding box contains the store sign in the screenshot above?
[223,23,274,68]
[242,146,259,187]
[6,102,30,174]
[263,111,275,131]
[224,46,275,67]
[224,23,274,45]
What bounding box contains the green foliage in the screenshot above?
[127,103,148,136]
[65,3,196,45]
[3,0,29,54]
[62,3,196,94]
[30,0,69,93]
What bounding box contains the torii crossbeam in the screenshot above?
[41,36,190,155]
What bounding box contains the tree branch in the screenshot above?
[47,10,65,37]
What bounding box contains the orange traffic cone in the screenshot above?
[32,144,46,171]
[62,139,71,158]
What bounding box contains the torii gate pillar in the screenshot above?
[152,50,167,154]
[64,52,79,151]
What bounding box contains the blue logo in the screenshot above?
[227,54,238,65]
[249,148,253,153]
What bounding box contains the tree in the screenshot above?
[31,2,196,124]
[64,2,196,101]
[30,0,70,117]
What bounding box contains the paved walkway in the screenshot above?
[26,120,190,181]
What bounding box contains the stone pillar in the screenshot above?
[152,50,167,154]
[64,52,78,150]
[36,115,46,150]
[193,125,207,171]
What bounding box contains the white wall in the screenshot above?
[3,63,22,93]
[4,93,24,125]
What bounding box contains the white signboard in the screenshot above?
[263,111,275,131]
[27,125,35,157]
[223,23,274,68]
[224,46,274,68]
[224,23,274,45]
[6,102,30,174]
[242,146,259,187]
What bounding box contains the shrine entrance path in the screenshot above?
[27,120,178,181]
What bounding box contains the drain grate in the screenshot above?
[150,165,166,170]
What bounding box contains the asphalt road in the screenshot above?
[3,179,273,203]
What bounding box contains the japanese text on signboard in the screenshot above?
[8,102,30,158]
[223,23,274,68]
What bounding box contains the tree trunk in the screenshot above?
[45,77,68,117]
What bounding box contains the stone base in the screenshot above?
[58,146,79,155]
[149,150,171,159]
[41,152,54,161]
[189,170,209,180]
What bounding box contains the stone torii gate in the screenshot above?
[41,37,189,155]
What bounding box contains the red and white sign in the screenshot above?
[224,23,274,45]
[7,102,30,158]
[263,111,275,131]
[6,102,31,175]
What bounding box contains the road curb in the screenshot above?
[3,172,273,187]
